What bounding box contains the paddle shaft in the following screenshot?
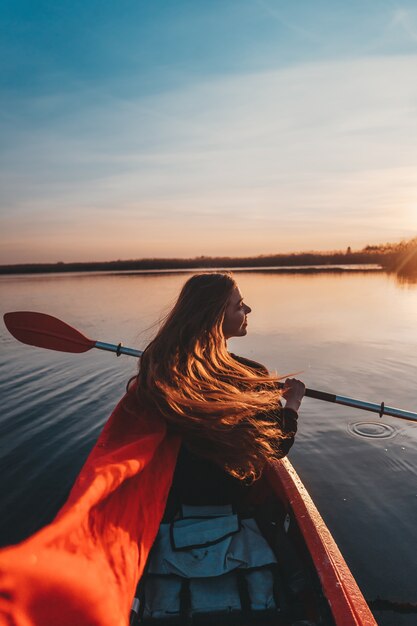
[302,389,417,423]
[4,311,417,423]
[95,341,143,358]
[93,340,417,423]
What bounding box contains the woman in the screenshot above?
[133,271,304,512]
[131,272,306,624]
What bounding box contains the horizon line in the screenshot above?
[2,238,414,270]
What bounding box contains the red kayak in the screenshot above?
[266,457,375,625]
[0,389,376,626]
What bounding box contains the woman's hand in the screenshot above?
[282,378,306,412]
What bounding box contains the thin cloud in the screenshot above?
[255,0,321,44]
[390,8,417,42]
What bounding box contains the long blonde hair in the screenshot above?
[135,272,287,482]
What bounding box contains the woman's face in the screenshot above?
[222,286,252,339]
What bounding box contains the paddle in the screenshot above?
[4,311,417,423]
[3,311,142,358]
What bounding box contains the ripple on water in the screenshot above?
[348,421,397,440]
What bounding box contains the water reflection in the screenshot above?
[394,271,417,286]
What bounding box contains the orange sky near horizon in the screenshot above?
[2,187,416,264]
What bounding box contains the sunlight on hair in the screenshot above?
[127,273,290,482]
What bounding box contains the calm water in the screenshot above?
[1,270,417,625]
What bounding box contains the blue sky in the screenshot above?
[1,0,417,263]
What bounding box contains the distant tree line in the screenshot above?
[0,239,416,275]
[379,237,417,276]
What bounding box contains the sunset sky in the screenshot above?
[1,0,417,264]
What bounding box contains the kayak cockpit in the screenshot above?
[129,462,339,626]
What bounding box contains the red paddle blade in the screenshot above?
[3,311,96,353]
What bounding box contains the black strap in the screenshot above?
[235,570,252,617]
[179,578,193,625]
[271,562,285,612]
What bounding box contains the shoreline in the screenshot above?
[0,264,383,278]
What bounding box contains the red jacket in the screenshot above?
[0,390,180,626]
